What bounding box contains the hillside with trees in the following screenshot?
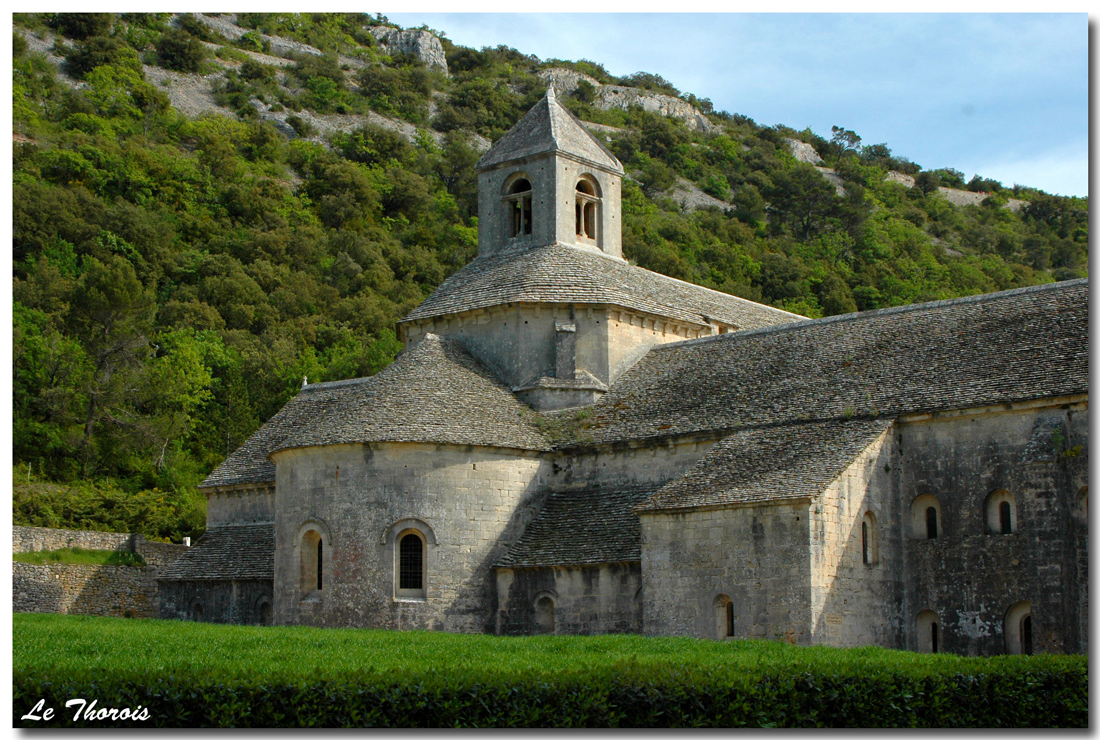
[12,13,1088,541]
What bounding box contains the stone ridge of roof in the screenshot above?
[400,242,803,330]
[662,277,1089,353]
[475,88,624,173]
[637,419,893,513]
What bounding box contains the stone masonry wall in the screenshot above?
[158,579,273,625]
[899,401,1088,655]
[12,526,188,618]
[640,501,812,641]
[496,563,642,635]
[810,426,903,648]
[271,441,549,632]
[13,563,159,618]
[13,525,132,553]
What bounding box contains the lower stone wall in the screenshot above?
[13,525,133,554]
[158,579,273,625]
[640,501,813,642]
[12,526,190,619]
[13,562,159,618]
[495,563,642,635]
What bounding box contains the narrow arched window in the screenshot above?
[912,495,942,540]
[1004,601,1032,655]
[397,531,425,598]
[505,178,532,237]
[862,512,877,565]
[299,527,324,598]
[715,595,735,639]
[574,178,600,243]
[535,596,555,634]
[191,601,204,621]
[916,610,941,653]
[986,490,1017,535]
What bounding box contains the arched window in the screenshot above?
[985,490,1017,535]
[190,599,204,622]
[715,595,735,638]
[1004,601,1033,655]
[861,511,878,565]
[911,495,941,540]
[397,530,426,598]
[300,528,323,597]
[504,178,533,237]
[574,177,600,243]
[256,595,273,626]
[916,610,941,653]
[535,595,555,634]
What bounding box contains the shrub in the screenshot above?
[64,35,143,78]
[155,28,209,73]
[50,13,114,40]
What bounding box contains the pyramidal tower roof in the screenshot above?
[476,87,624,173]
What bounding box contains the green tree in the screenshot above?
[156,28,209,73]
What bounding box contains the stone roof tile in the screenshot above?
[201,334,549,488]
[476,87,623,173]
[496,482,661,568]
[564,279,1088,446]
[638,419,892,512]
[157,524,274,581]
[400,242,804,330]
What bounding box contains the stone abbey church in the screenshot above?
[160,90,1088,656]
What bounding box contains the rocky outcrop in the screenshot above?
[369,26,448,73]
[537,68,716,133]
[884,172,1025,212]
[884,170,915,188]
[669,178,729,212]
[786,138,824,165]
[815,166,846,196]
[539,67,600,92]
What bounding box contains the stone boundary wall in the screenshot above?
[13,525,132,554]
[12,526,190,618]
[13,562,159,618]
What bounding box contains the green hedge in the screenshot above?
[14,661,1086,728]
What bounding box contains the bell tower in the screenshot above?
[475,87,625,260]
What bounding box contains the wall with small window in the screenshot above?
[910,495,942,540]
[809,423,900,648]
[157,579,273,625]
[899,402,1087,656]
[640,499,812,642]
[496,563,642,635]
[272,441,548,631]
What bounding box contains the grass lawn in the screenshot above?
[13,613,1087,728]
[13,548,145,567]
[13,611,1079,681]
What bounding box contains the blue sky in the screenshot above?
[387,13,1089,197]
